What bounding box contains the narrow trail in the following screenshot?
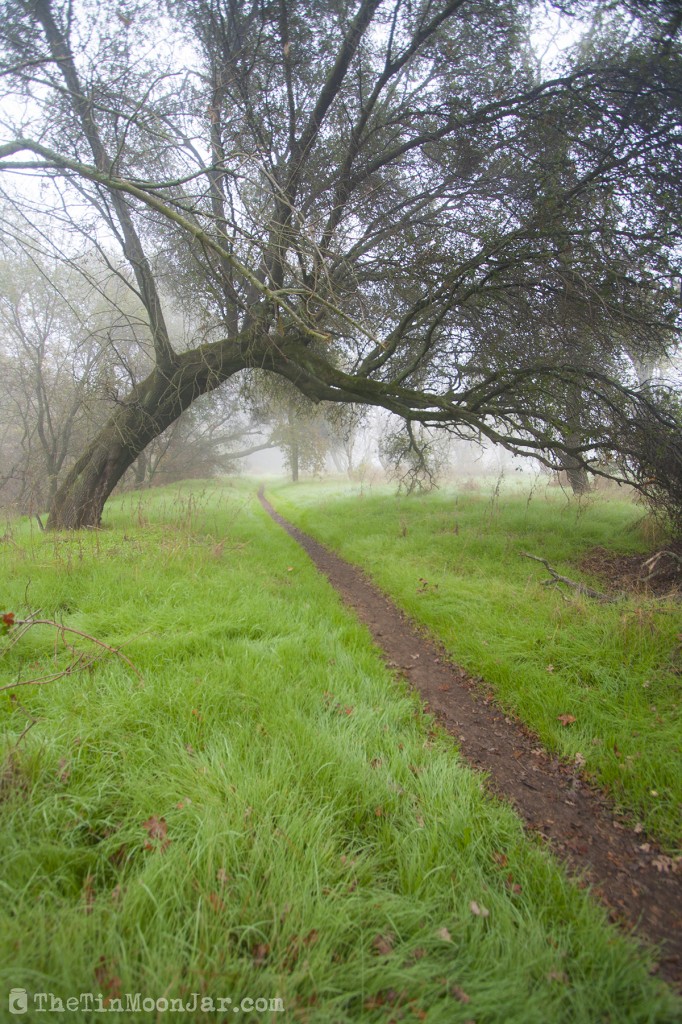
[258,488,682,988]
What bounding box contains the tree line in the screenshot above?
[0,0,679,529]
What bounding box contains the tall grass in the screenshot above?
[274,481,682,852]
[0,482,678,1022]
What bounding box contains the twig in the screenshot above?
[0,614,144,696]
[10,617,143,681]
[640,550,682,582]
[522,552,615,602]
[7,694,40,749]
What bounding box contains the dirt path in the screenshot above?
[258,489,682,988]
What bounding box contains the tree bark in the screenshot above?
[47,341,247,529]
[559,452,591,495]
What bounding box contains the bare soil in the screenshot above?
[579,544,682,597]
[259,489,682,989]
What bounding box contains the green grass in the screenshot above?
[0,481,679,1022]
[272,480,682,853]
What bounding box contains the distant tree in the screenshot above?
[0,0,679,527]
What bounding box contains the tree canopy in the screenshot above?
[0,0,680,527]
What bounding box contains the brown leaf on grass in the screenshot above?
[216,867,230,887]
[546,664,555,672]
[94,956,122,1002]
[449,986,471,1004]
[208,891,226,913]
[142,816,168,840]
[492,852,508,868]
[557,714,576,727]
[57,757,71,783]
[364,989,402,1011]
[109,844,128,869]
[437,927,453,943]
[469,900,489,918]
[303,929,320,947]
[251,942,270,966]
[372,933,395,956]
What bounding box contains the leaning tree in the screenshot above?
[0,0,679,527]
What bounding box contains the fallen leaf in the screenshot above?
[208,891,226,913]
[142,816,168,840]
[574,752,586,768]
[469,900,489,918]
[437,927,453,942]
[546,664,555,673]
[94,956,122,1001]
[372,933,394,956]
[557,714,576,727]
[251,942,270,966]
[217,867,230,887]
[492,852,508,868]
[449,986,470,1004]
[652,855,682,874]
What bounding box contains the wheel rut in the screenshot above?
[258,488,682,988]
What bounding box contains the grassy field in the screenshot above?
[0,482,679,1023]
[273,480,682,853]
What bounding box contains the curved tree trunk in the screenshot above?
[47,342,247,529]
[559,451,591,495]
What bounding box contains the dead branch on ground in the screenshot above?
[522,553,615,602]
[640,550,682,582]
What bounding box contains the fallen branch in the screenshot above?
[522,553,615,603]
[0,612,144,694]
[640,549,682,582]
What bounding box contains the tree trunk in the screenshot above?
[561,457,591,496]
[47,343,247,528]
[133,450,148,488]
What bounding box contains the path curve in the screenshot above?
[258,488,682,987]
